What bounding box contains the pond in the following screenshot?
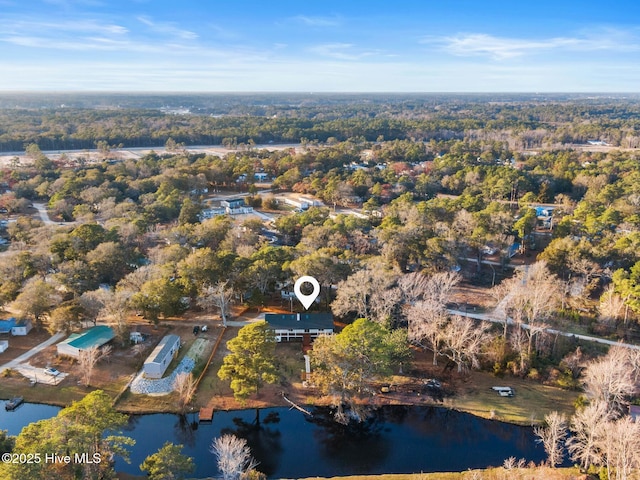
[0,401,548,478]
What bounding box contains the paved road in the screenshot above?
[447,309,640,351]
[32,203,54,225]
[0,332,65,373]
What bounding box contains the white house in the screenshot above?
[0,340,8,353]
[221,198,254,215]
[283,195,324,211]
[199,207,226,220]
[11,320,32,336]
[265,313,333,342]
[143,334,181,379]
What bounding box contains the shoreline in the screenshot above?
[1,393,543,428]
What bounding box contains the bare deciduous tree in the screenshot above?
[332,263,399,324]
[78,345,111,387]
[198,281,234,326]
[407,299,447,365]
[439,316,491,373]
[173,372,197,414]
[210,434,258,480]
[583,346,635,413]
[80,288,132,345]
[493,261,562,372]
[598,285,626,324]
[567,401,610,470]
[600,416,640,480]
[569,404,640,480]
[534,411,568,467]
[404,271,461,365]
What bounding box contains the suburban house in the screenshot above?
[199,207,226,220]
[11,319,33,336]
[143,334,181,379]
[56,325,115,359]
[221,198,253,215]
[265,312,334,342]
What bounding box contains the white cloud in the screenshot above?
[3,19,128,36]
[292,15,341,28]
[137,16,198,40]
[308,43,380,61]
[425,30,640,60]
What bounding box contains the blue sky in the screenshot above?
[2,0,640,91]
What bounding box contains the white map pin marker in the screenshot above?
[294,276,320,310]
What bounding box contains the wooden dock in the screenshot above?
[199,406,214,422]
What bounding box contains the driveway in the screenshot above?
[13,363,68,385]
[0,332,65,374]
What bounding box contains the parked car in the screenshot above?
[44,367,60,377]
[424,379,442,389]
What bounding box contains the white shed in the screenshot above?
[11,320,32,336]
[0,340,8,353]
[143,335,181,379]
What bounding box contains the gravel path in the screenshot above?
[130,356,195,395]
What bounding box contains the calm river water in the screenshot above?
[0,401,547,478]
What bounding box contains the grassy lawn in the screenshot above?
[195,331,307,410]
[300,467,583,480]
[0,370,128,406]
[115,389,186,414]
[447,370,579,425]
[192,326,238,408]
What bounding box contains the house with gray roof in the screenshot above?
[265,312,333,342]
[143,334,181,379]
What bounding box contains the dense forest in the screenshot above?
[1,93,640,151]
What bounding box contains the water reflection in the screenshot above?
[4,403,549,478]
[174,414,198,448]
[221,409,283,476]
[307,407,390,474]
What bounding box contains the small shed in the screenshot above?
[11,320,32,336]
[143,335,181,379]
[0,340,8,353]
[56,325,115,359]
[265,312,334,342]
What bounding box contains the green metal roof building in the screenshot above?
[56,325,115,358]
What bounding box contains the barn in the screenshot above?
[143,334,181,379]
[265,312,334,342]
[56,325,115,359]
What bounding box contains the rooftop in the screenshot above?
[148,334,181,364]
[0,318,16,333]
[265,312,334,330]
[62,325,115,350]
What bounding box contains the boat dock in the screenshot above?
[5,397,24,411]
[199,406,214,422]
